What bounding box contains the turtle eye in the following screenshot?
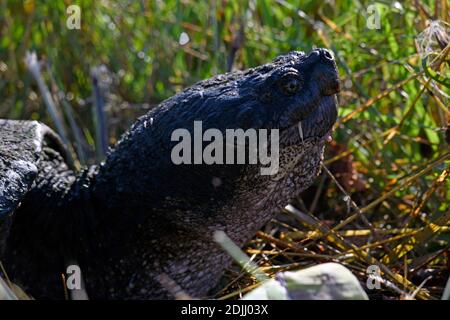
[279,73,302,95]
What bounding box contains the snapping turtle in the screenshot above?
[0,49,340,299]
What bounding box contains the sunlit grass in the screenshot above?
[0,0,449,299]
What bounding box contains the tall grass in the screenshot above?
[0,0,449,299]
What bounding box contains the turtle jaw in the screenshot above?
[278,93,338,147]
[297,94,338,141]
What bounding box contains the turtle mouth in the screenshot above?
[280,94,338,146]
[298,94,338,140]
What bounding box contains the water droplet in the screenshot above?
[179,32,190,46]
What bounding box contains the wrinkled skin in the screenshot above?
[2,50,339,299]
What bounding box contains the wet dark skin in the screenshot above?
[0,49,340,299]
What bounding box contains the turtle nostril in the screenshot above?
[321,49,334,61]
[306,49,335,65]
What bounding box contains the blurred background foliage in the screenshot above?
[0,0,449,299]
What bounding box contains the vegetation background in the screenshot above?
[0,0,449,299]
